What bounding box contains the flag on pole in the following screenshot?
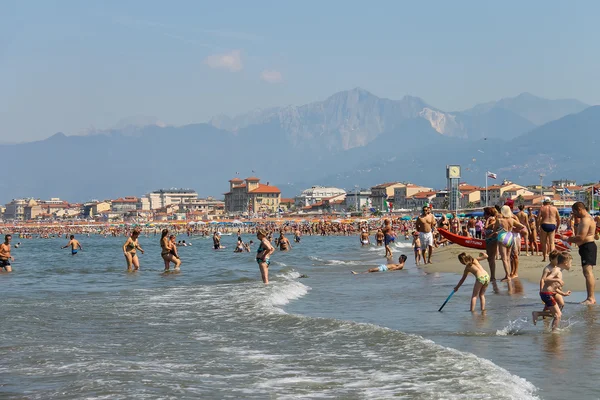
[594,187,600,196]
[384,199,392,212]
[564,187,572,195]
[487,171,497,179]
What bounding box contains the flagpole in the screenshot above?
[485,172,488,207]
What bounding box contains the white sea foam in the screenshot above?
[496,317,528,336]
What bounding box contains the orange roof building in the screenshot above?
[224,177,282,214]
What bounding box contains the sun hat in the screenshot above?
[543,196,552,204]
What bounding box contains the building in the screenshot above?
[458,183,483,209]
[407,191,437,210]
[177,197,225,215]
[371,182,405,211]
[224,177,282,214]
[84,201,111,217]
[483,182,533,206]
[147,189,198,210]
[111,197,139,213]
[344,189,372,211]
[4,199,27,221]
[300,194,346,214]
[279,198,295,212]
[552,179,577,188]
[295,186,346,208]
[393,184,433,210]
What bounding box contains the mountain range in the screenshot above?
[0,89,594,203]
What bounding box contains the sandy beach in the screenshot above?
[422,240,600,292]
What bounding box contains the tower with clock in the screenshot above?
[446,165,461,211]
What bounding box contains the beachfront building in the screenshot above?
[279,198,295,212]
[146,189,198,210]
[344,189,372,212]
[224,177,282,214]
[177,197,225,217]
[552,179,577,187]
[370,182,404,211]
[111,197,139,213]
[83,201,111,218]
[483,182,532,206]
[295,186,346,208]
[300,194,346,214]
[393,184,433,210]
[458,183,483,209]
[406,191,437,210]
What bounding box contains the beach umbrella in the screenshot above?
[458,213,466,217]
[400,216,411,221]
[231,219,243,224]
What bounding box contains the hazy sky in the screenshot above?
[1,0,599,141]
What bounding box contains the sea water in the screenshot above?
[1,234,599,399]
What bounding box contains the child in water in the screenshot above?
[352,255,407,274]
[453,252,490,312]
[532,252,572,330]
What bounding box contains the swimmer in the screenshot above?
[256,229,275,284]
[453,252,490,312]
[123,229,144,272]
[62,235,82,255]
[382,219,396,258]
[278,232,291,251]
[360,229,370,246]
[0,234,14,272]
[160,229,181,272]
[532,252,572,330]
[352,255,407,274]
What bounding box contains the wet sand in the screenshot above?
[421,241,600,292]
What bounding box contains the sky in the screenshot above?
[1,0,600,142]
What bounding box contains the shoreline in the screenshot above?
[419,241,600,293]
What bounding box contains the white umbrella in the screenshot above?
[231,219,243,224]
[196,221,207,225]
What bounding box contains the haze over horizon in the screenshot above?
[2,0,600,141]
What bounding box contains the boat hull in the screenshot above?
[437,229,570,252]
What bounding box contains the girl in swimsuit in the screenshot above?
[256,229,274,284]
[123,229,144,272]
[160,229,181,272]
[453,252,490,312]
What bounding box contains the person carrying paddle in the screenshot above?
[453,252,490,312]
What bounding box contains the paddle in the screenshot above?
[438,290,455,312]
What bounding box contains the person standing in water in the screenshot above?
[563,202,597,304]
[537,197,561,262]
[0,234,14,272]
[62,235,83,255]
[416,206,436,264]
[160,229,181,272]
[278,232,291,251]
[256,229,274,284]
[381,219,396,259]
[123,229,144,271]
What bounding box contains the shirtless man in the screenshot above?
[537,197,561,261]
[381,219,396,258]
[467,217,476,238]
[563,202,597,304]
[62,235,83,255]
[0,234,14,272]
[360,229,370,246]
[416,206,436,264]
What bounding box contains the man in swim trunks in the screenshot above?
[381,219,395,258]
[416,206,436,264]
[563,201,597,304]
[352,254,407,274]
[62,235,83,255]
[537,197,561,262]
[360,229,370,246]
[0,234,14,272]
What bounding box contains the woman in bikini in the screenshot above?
[256,229,274,284]
[160,228,181,272]
[494,206,525,282]
[123,229,144,272]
